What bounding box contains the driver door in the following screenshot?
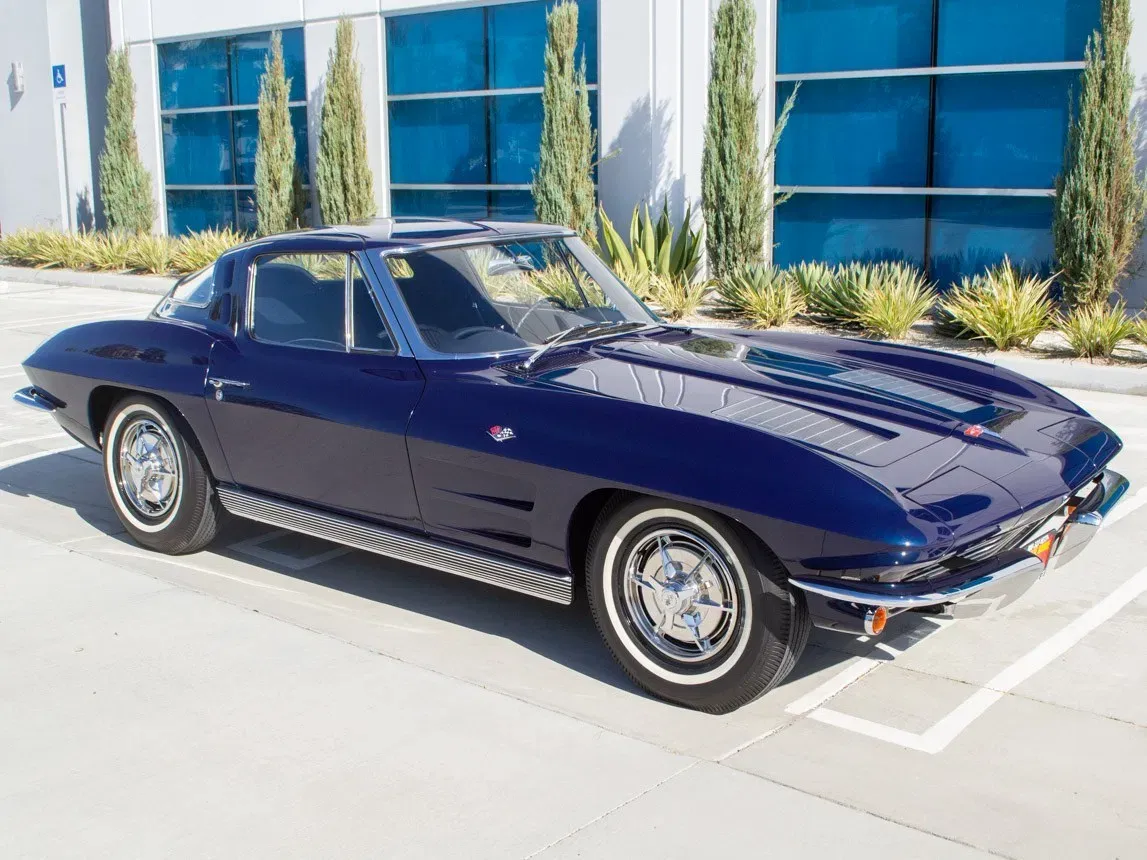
[205,243,425,529]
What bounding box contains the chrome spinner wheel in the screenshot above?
[115,417,180,519]
[622,528,741,663]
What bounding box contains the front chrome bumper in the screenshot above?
[792,468,1129,634]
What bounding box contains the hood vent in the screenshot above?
[833,369,979,416]
[713,392,887,458]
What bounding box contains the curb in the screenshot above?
[0,264,175,296]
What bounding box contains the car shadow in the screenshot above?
[0,451,952,705]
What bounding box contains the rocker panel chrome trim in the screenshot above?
[216,487,573,604]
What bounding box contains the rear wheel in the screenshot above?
[102,395,220,554]
[586,497,809,713]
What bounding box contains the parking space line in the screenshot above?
[0,432,65,448]
[807,565,1147,754]
[0,308,143,330]
[1103,489,1147,529]
[228,529,353,570]
[0,443,82,470]
[89,547,308,594]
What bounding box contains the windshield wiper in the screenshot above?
[520,321,646,373]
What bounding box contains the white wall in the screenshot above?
[1125,0,1147,309]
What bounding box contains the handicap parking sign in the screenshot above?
[52,65,66,88]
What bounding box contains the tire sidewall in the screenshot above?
[103,398,192,539]
[588,498,796,708]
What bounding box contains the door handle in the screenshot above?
[208,377,250,400]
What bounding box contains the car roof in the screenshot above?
[252,217,576,251]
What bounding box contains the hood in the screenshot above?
[531,326,1120,522]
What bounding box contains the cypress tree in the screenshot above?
[1053,0,1147,307]
[255,30,304,235]
[531,0,596,243]
[316,18,375,225]
[99,49,154,234]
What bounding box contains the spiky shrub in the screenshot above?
[1057,301,1135,358]
[702,0,798,278]
[99,49,154,233]
[787,261,834,302]
[598,201,703,290]
[317,18,375,225]
[804,262,871,324]
[1131,313,1147,345]
[255,31,305,235]
[125,234,175,274]
[532,1,596,243]
[649,274,710,322]
[172,228,248,273]
[938,258,1056,350]
[715,264,803,328]
[856,263,936,340]
[1053,0,1147,308]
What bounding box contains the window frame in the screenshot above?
[245,251,400,357]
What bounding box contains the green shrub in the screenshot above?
[649,274,710,321]
[598,201,702,301]
[316,18,376,225]
[938,258,1056,350]
[255,31,305,235]
[1131,314,1147,345]
[99,49,154,233]
[172,228,248,273]
[532,0,596,243]
[1057,301,1135,358]
[787,261,834,302]
[125,234,175,274]
[0,227,247,275]
[856,263,936,339]
[715,264,803,328]
[804,262,870,324]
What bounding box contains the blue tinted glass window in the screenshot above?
[489,0,597,87]
[232,107,310,186]
[386,9,485,95]
[490,190,535,220]
[162,112,232,185]
[773,194,926,268]
[391,190,491,219]
[389,98,487,184]
[933,71,1075,189]
[938,0,1098,65]
[491,94,542,184]
[776,77,930,186]
[167,190,236,236]
[230,29,306,105]
[777,0,932,74]
[158,39,228,110]
[928,196,1055,288]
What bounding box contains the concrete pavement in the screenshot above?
[2,282,1146,858]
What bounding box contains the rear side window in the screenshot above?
[250,254,348,352]
[170,265,215,305]
[249,253,396,354]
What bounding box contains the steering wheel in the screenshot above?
[517,295,574,332]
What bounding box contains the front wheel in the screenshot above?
[102,395,220,554]
[586,497,809,713]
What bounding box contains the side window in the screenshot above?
[170,265,215,305]
[351,258,395,352]
[250,253,347,352]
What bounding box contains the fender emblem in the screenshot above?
[488,425,515,442]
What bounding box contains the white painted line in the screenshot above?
[1103,489,1147,529]
[786,657,882,716]
[808,565,1147,754]
[0,432,65,448]
[0,443,82,470]
[89,547,305,594]
[0,371,28,379]
[229,528,352,570]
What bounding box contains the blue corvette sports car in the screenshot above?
[15,218,1129,712]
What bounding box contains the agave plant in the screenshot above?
[803,261,872,324]
[598,200,704,298]
[938,257,1056,350]
[715,264,804,328]
[125,234,175,275]
[855,262,936,339]
[172,227,248,273]
[648,273,710,322]
[1057,301,1136,359]
[1131,313,1147,346]
[787,261,834,303]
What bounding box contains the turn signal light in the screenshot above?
[1026,531,1057,567]
[864,606,888,636]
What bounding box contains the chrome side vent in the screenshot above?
[713,393,887,457]
[217,487,572,604]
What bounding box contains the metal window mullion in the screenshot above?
[160,101,307,117]
[774,186,1055,197]
[774,60,1085,83]
[922,0,941,278]
[386,85,594,102]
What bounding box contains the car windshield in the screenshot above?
[369,236,657,355]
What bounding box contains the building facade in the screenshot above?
[4,0,1147,304]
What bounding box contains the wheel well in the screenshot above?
[566,488,631,587]
[88,386,197,459]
